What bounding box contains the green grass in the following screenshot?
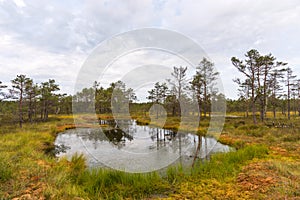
[192,145,268,180]
[0,114,300,199]
[76,168,168,199]
[0,116,171,199]
[43,154,170,199]
[0,158,12,182]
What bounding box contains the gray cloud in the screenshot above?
[0,0,299,99]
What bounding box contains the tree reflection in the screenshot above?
[80,119,217,160]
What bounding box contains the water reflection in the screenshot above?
[55,119,233,172]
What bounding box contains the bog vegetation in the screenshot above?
[0,49,300,199]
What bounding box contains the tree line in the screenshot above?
[0,57,223,127]
[231,49,300,123]
[3,49,295,127]
[146,57,221,119]
[0,75,72,127]
[72,57,222,120]
[73,80,137,114]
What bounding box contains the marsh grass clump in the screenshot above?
[166,165,185,184]
[69,153,86,182]
[236,124,268,137]
[192,145,269,180]
[48,153,169,199]
[233,140,247,149]
[234,120,246,128]
[282,133,300,142]
[74,168,169,199]
[0,158,12,182]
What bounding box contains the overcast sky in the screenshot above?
[1,0,300,99]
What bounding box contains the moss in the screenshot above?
[1,114,300,199]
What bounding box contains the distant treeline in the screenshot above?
[3,49,296,127]
[0,57,224,127]
[0,76,72,127]
[73,58,224,118]
[231,49,300,123]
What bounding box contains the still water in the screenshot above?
[55,120,233,172]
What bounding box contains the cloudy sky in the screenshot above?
[1,0,300,99]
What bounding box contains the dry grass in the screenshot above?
[0,113,300,199]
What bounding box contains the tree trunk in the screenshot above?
[252,88,257,124]
[246,99,249,118]
[19,91,23,128]
[192,135,202,168]
[260,98,264,122]
[288,84,291,120]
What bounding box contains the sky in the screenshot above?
[1,0,300,100]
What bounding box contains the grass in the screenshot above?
[0,113,300,199]
[42,154,170,199]
[0,158,12,182]
[76,168,168,199]
[192,145,268,180]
